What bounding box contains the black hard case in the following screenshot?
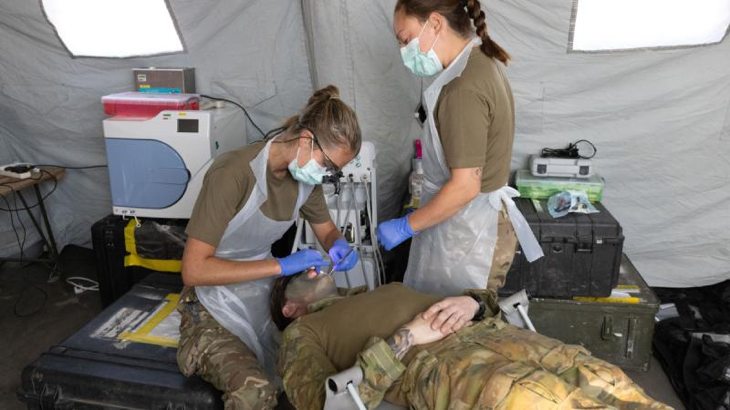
[91,214,178,308]
[17,274,223,409]
[500,198,624,298]
[91,214,296,308]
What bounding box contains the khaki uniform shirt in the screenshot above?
[434,49,515,193]
[186,141,330,248]
[278,283,498,409]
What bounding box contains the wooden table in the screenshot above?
[0,166,66,270]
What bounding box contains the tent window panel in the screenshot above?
[570,0,730,52]
[42,0,184,58]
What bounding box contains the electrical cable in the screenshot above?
[66,276,99,293]
[1,170,59,282]
[362,177,386,285]
[13,285,48,318]
[346,180,372,288]
[1,193,24,262]
[0,170,57,212]
[200,94,266,137]
[541,139,597,159]
[14,190,27,262]
[31,164,107,169]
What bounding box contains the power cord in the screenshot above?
[0,169,58,212]
[13,285,48,318]
[32,164,107,169]
[1,170,59,281]
[200,94,266,137]
[541,140,597,159]
[66,276,99,294]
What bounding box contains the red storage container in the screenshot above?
[102,92,200,117]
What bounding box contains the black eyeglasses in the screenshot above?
[310,132,340,174]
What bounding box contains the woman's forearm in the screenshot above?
[408,168,481,232]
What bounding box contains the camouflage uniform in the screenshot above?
[176,286,278,410]
[487,207,519,297]
[278,287,670,410]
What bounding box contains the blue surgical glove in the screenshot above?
[376,215,417,251]
[276,249,329,277]
[328,239,359,271]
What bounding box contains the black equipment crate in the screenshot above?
[92,214,297,308]
[500,198,624,298]
[529,255,660,372]
[92,214,185,308]
[17,274,223,409]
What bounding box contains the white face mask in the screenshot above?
[287,138,329,186]
[400,23,443,77]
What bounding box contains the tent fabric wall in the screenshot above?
[301,0,730,287]
[1,0,728,287]
[0,0,314,258]
[302,0,423,222]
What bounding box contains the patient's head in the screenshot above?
[270,269,339,331]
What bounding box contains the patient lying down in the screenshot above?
[270,270,670,410]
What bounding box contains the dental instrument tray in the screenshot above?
[500,197,624,298]
[102,91,200,117]
[515,170,605,202]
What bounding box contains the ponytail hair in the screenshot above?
[280,85,361,155]
[395,0,511,65]
[465,0,510,65]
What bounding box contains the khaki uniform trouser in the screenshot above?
[487,207,519,297]
[176,288,278,410]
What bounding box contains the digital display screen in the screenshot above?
[177,119,199,133]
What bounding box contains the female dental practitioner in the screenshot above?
[377,0,543,303]
[177,85,361,409]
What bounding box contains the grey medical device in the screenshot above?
[530,155,593,178]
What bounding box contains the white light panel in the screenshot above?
[42,0,184,58]
[572,0,730,51]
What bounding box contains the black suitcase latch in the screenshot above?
[28,383,73,409]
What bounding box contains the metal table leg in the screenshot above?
[15,189,61,278]
[33,185,60,264]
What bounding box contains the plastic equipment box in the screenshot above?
[528,255,660,372]
[515,169,605,202]
[17,274,224,409]
[102,92,200,117]
[500,198,624,298]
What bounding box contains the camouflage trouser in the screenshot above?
[486,207,519,297]
[176,287,278,410]
[401,317,671,410]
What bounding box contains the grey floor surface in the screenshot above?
[1,248,685,409]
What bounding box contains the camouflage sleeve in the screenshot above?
[354,336,407,409]
[463,288,501,319]
[278,324,336,410]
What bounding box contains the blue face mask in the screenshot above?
[400,23,443,77]
[288,139,329,186]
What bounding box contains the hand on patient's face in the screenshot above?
[404,313,454,346]
[282,269,339,320]
[421,296,479,334]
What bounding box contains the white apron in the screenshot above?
[404,39,543,297]
[195,138,314,382]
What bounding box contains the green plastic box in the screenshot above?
[515,169,605,202]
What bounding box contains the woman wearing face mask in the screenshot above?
[177,85,361,409]
[377,0,543,302]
